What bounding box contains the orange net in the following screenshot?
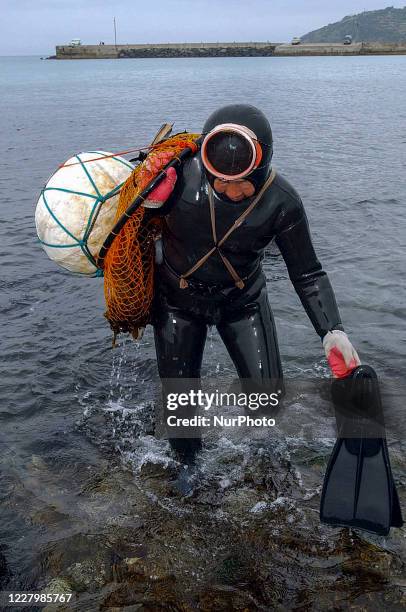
[102,133,200,342]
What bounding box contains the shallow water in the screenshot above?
[1,55,405,609]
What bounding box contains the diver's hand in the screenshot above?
[323,330,361,379]
[143,166,177,209]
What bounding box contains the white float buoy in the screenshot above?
[35,151,134,276]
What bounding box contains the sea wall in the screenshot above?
[274,42,406,56]
[55,42,278,60]
[54,41,406,60]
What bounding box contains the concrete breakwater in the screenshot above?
[54,41,406,59]
[275,42,406,56]
[55,42,278,59]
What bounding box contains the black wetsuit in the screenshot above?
[151,104,343,457]
[153,152,342,383]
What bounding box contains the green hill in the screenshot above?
[301,6,406,43]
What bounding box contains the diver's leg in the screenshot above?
[217,285,284,401]
[154,308,207,378]
[154,308,207,461]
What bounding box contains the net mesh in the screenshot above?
[102,133,200,341]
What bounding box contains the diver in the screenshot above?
[140,104,403,532]
[145,104,360,460]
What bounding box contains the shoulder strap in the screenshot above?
[179,169,277,289]
[215,169,276,248]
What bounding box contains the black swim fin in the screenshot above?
[320,365,403,536]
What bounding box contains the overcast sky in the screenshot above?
[1,1,405,55]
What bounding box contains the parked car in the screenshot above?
[69,39,82,47]
[343,35,353,45]
[291,37,301,45]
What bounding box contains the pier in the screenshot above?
[54,41,406,60]
[55,42,278,59]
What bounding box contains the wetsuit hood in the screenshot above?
[202,104,273,191]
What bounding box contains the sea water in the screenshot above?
[0,55,405,605]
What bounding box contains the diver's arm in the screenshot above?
[274,199,343,339]
[274,194,361,376]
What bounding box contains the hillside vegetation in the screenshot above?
[301,6,406,43]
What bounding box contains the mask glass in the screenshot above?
[201,123,262,181]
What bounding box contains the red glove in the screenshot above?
[143,150,177,209]
[143,167,177,209]
[323,330,361,378]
